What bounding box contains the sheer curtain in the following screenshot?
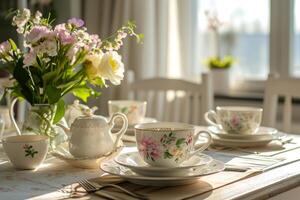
[83,0,199,115]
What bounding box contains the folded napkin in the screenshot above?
[205,150,284,171]
[84,171,260,200]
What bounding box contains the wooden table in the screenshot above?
[1,133,300,200]
[191,156,300,199]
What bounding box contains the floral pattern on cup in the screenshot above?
[219,110,261,134]
[161,132,193,162]
[23,144,38,158]
[138,136,160,161]
[205,107,263,135]
[135,122,212,167]
[109,101,147,125]
[137,131,194,163]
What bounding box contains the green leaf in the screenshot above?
[29,67,43,87]
[8,39,17,51]
[53,99,65,124]
[43,70,58,84]
[176,138,186,148]
[164,151,173,159]
[90,77,105,87]
[13,59,34,104]
[121,107,128,114]
[72,86,100,102]
[0,61,15,73]
[45,85,62,104]
[36,55,43,68]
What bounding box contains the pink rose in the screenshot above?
[230,115,240,127]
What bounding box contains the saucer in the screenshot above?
[51,142,123,169]
[208,126,278,141]
[114,151,213,177]
[211,135,273,147]
[100,159,224,186]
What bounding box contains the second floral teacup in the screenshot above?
[108,100,147,125]
[135,122,212,167]
[204,106,263,135]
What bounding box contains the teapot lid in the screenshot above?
[71,108,108,128]
[65,100,98,126]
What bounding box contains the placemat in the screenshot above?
[78,170,261,200]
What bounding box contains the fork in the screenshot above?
[78,179,148,199]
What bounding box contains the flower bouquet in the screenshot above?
[0,9,142,148]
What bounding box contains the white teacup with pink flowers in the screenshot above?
[205,106,263,135]
[108,100,147,125]
[134,122,212,167]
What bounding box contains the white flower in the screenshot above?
[12,8,31,31]
[76,30,90,41]
[38,39,58,57]
[98,51,124,85]
[84,52,103,79]
[66,45,80,65]
[33,11,42,24]
[24,38,57,67]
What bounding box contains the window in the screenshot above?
[294,0,300,75]
[198,0,270,80]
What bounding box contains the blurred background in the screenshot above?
[0,0,299,129]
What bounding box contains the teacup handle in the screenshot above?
[188,131,212,158]
[204,110,219,127]
[108,112,128,150]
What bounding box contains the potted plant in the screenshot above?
[0,9,142,148]
[205,56,235,94]
[204,10,235,94]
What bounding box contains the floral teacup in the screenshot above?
[108,100,147,125]
[135,122,212,167]
[2,135,49,170]
[204,106,263,135]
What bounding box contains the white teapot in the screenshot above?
[60,109,128,158]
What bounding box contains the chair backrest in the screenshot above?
[263,74,300,132]
[122,71,213,125]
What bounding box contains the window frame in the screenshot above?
[227,0,295,95]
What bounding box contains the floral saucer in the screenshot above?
[51,142,123,169]
[114,151,212,177]
[100,159,224,186]
[208,126,280,141]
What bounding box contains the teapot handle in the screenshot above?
[108,112,128,150]
[9,98,21,135]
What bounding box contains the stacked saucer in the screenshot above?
[100,151,224,186]
[208,126,282,147]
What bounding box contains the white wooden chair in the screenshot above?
[121,71,213,125]
[262,74,300,132]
